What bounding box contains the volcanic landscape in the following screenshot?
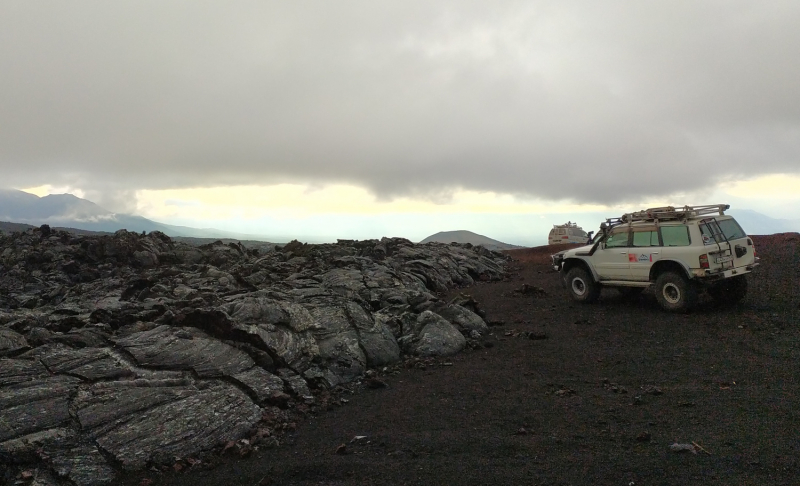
[2,229,799,486]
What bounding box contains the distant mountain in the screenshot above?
[0,189,108,221]
[420,230,523,251]
[0,220,278,252]
[727,209,800,236]
[0,221,36,235]
[0,188,274,241]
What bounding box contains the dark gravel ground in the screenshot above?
[121,234,800,486]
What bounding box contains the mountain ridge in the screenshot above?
[0,188,275,242]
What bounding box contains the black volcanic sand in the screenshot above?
[121,235,800,486]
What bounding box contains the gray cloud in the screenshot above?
[1,1,799,206]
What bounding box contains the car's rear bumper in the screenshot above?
[693,261,759,281]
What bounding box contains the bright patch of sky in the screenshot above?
[22,173,800,245]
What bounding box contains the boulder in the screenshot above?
[0,373,81,442]
[409,311,467,357]
[430,302,488,335]
[220,296,319,372]
[0,327,28,356]
[77,381,260,470]
[114,325,254,378]
[40,346,133,381]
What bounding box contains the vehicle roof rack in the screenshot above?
[617,204,729,224]
[552,221,581,229]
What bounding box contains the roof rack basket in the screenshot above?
[618,204,729,224]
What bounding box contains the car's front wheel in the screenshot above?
[565,267,600,303]
[655,271,697,313]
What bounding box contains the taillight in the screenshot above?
[699,254,709,269]
[747,238,757,257]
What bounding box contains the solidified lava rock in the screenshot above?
[0,227,507,485]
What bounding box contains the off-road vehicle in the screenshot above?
[551,204,759,312]
[548,221,590,245]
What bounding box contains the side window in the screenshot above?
[605,229,629,248]
[632,230,659,247]
[660,226,690,246]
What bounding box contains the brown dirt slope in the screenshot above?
[505,242,585,264]
[122,234,800,486]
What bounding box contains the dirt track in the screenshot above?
[122,234,800,486]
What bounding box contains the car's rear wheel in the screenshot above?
[655,271,697,313]
[565,267,600,303]
[708,275,748,304]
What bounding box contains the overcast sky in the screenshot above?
[2,1,799,243]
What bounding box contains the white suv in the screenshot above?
[551,204,759,312]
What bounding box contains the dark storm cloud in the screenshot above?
[1,1,799,205]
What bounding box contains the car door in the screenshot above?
[628,226,661,281]
[592,227,631,280]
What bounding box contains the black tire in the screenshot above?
[617,287,644,299]
[655,271,697,313]
[708,275,748,304]
[565,267,600,303]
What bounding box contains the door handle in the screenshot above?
[620,252,627,254]
[651,252,659,255]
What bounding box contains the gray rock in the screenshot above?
[410,311,467,357]
[306,302,366,384]
[173,284,199,299]
[431,303,488,335]
[51,444,116,486]
[115,325,254,378]
[0,427,73,459]
[83,381,261,470]
[278,368,314,402]
[232,367,288,404]
[346,302,400,367]
[302,365,341,390]
[0,375,80,441]
[133,250,159,268]
[320,267,368,300]
[222,296,319,371]
[0,327,28,356]
[21,469,62,486]
[0,358,50,386]
[75,382,193,430]
[40,347,132,381]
